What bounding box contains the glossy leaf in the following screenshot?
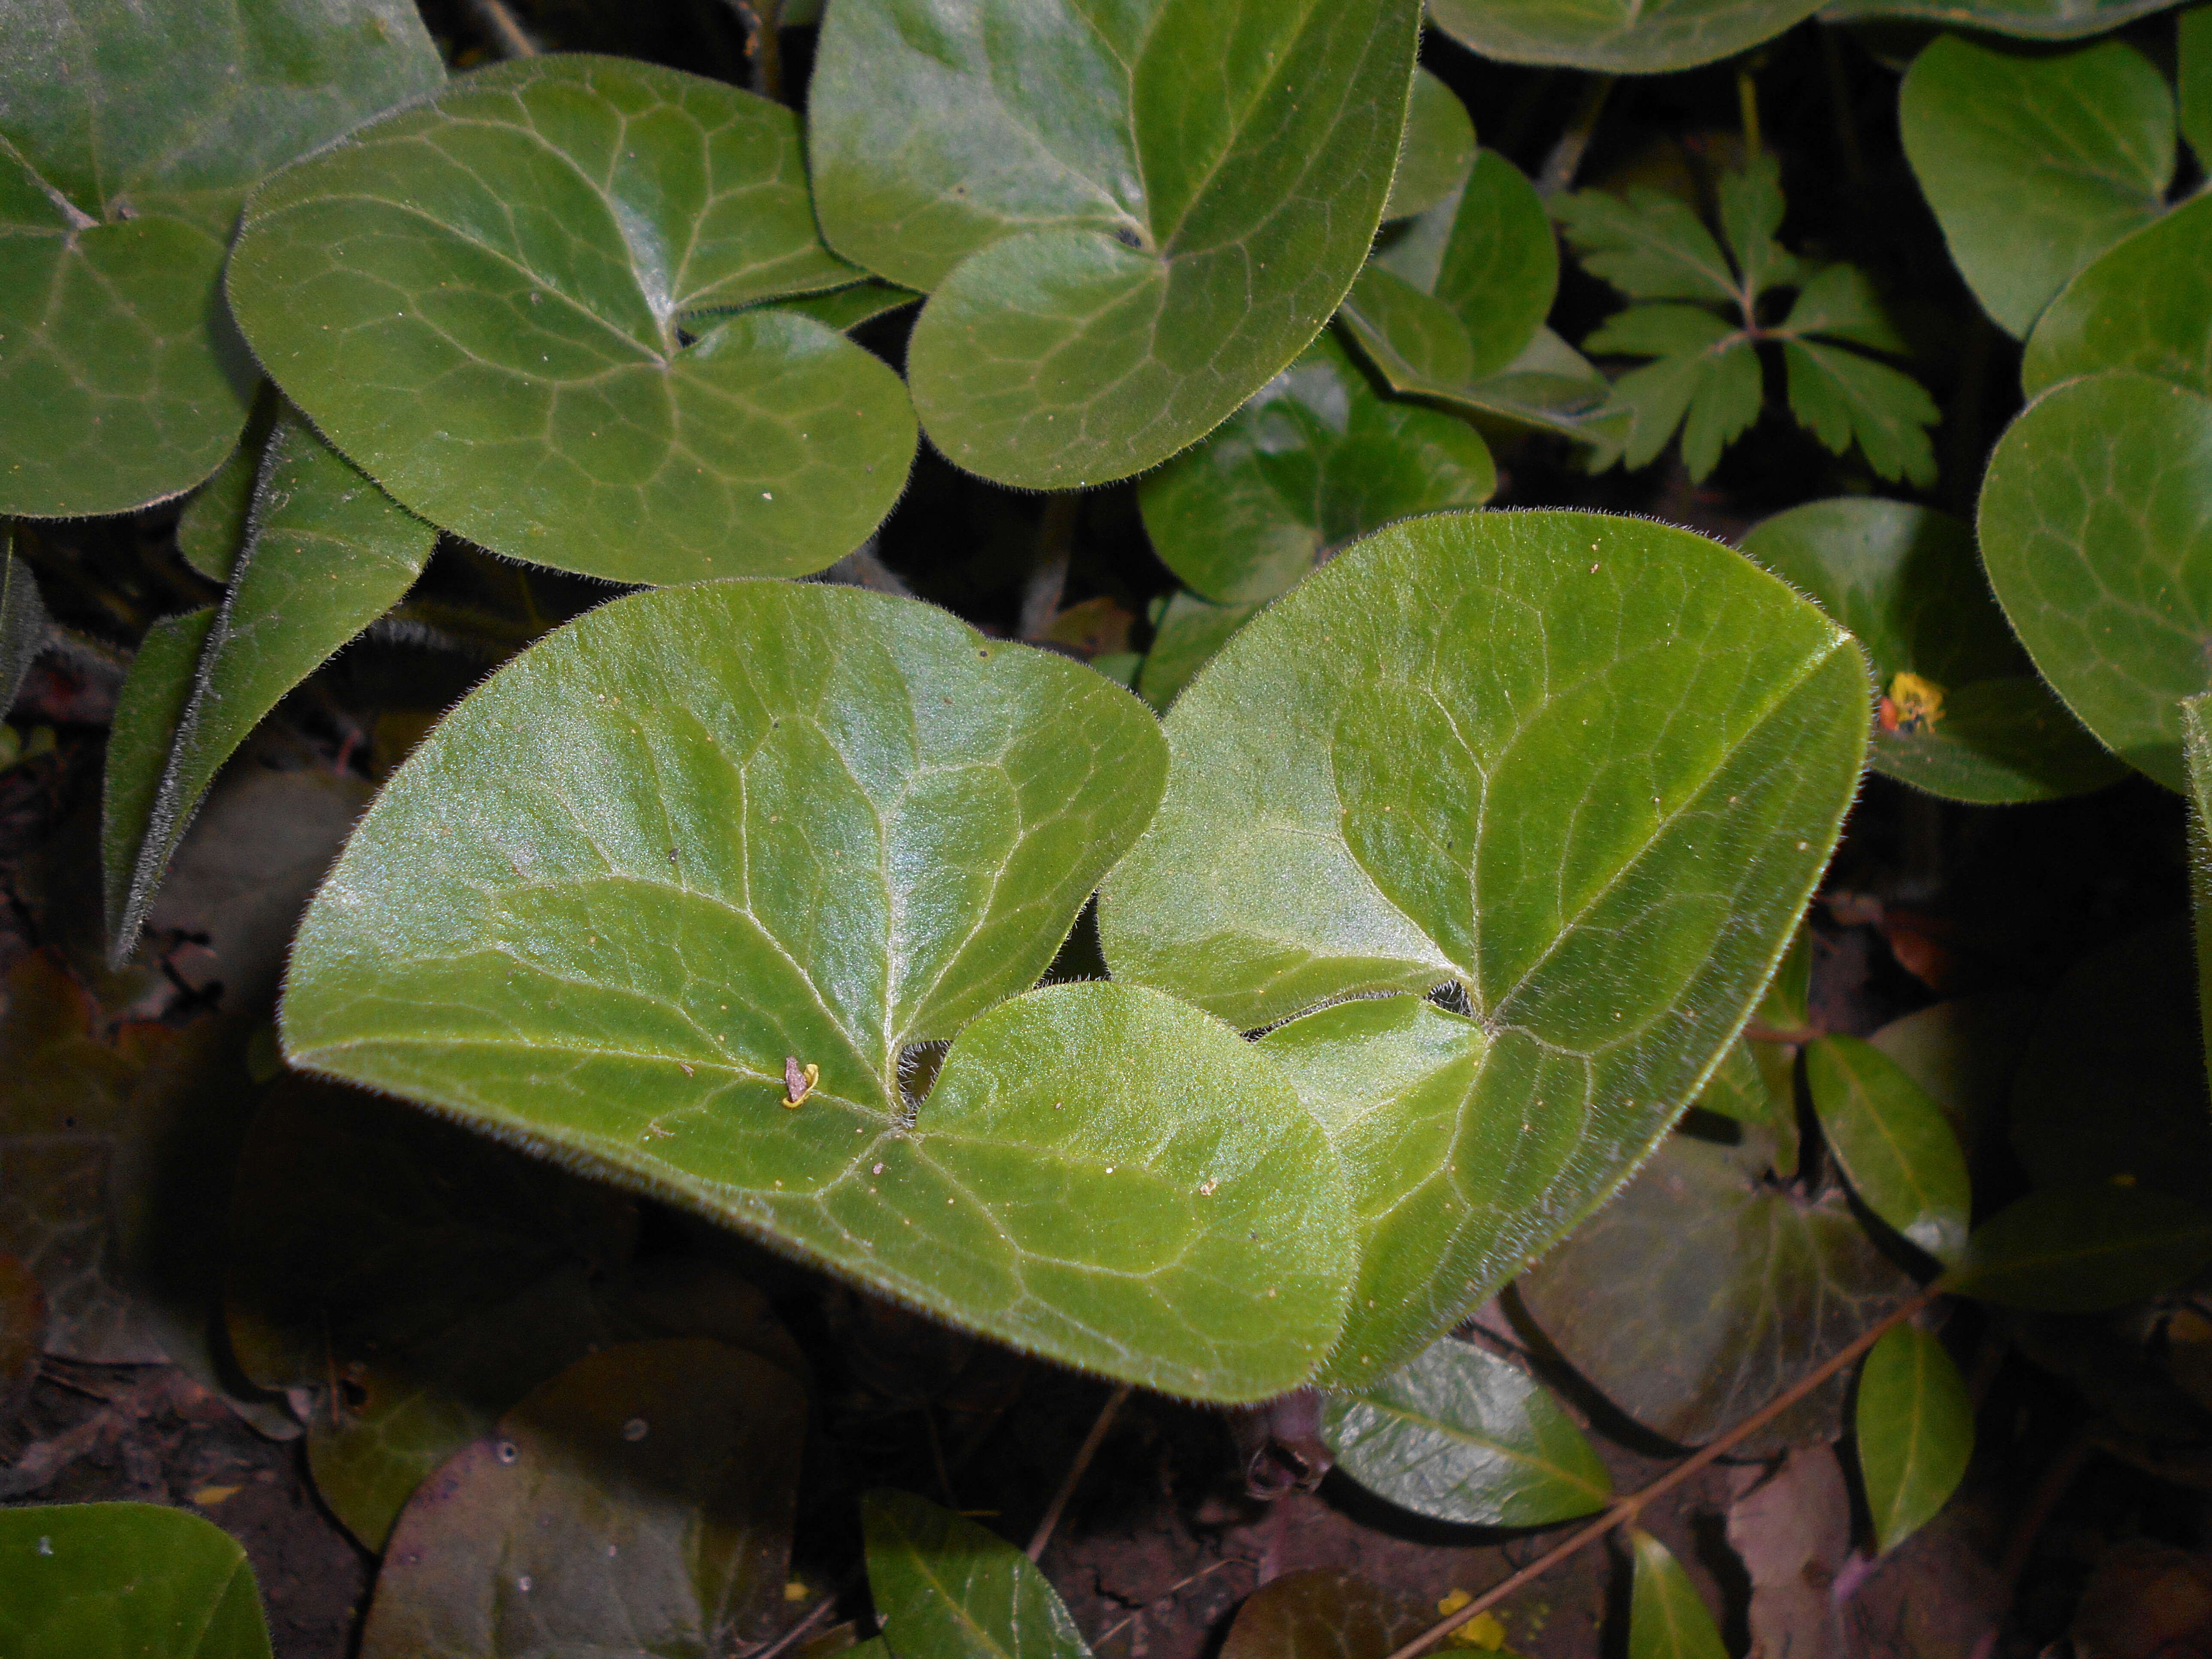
[1741,498,2123,803]
[1941,1183,2212,1311]
[1818,0,2191,39]
[1628,1531,1727,1659]
[2009,919,2212,1208]
[1219,1571,1430,1659]
[1386,72,1477,224]
[1807,1037,1969,1264]
[109,413,435,962]
[0,1501,271,1659]
[2023,194,2212,400]
[1102,510,1869,1383]
[810,0,1421,489]
[361,1341,806,1659]
[282,580,1354,1401]
[861,1490,1090,1659]
[1900,36,2175,338]
[0,0,442,518]
[1137,590,1261,712]
[0,542,49,716]
[227,56,915,586]
[1427,0,1823,73]
[1138,332,1494,607]
[1978,372,2212,792]
[1856,1323,1973,1555]
[1518,1125,1914,1449]
[1322,1336,1612,1526]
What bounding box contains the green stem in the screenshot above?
[1738,66,1762,160]
[1536,75,1616,198]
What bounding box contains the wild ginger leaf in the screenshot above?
[1819,0,2188,40]
[1385,71,1477,224]
[226,56,916,586]
[808,0,1422,489]
[2024,194,2212,400]
[1978,371,2212,791]
[0,0,442,517]
[281,580,1354,1402]
[1901,35,2175,338]
[1428,0,1826,74]
[1101,509,1869,1382]
[0,1502,272,1659]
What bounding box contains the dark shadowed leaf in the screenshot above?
[862,1489,1090,1659]
[1942,1184,2212,1311]
[1386,72,1477,223]
[1869,992,2041,1163]
[1628,1531,1727,1659]
[1978,372,2212,792]
[0,1254,43,1422]
[1742,498,2123,803]
[109,412,435,962]
[1103,509,1868,1385]
[1901,36,2175,338]
[0,1501,271,1658]
[0,543,49,717]
[281,580,1352,1402]
[361,1341,806,1659]
[1139,332,1494,607]
[0,0,442,517]
[809,0,1421,489]
[2009,920,2212,1207]
[1856,1322,1973,1555]
[2189,694,2212,1071]
[2023,194,2212,400]
[1517,1124,1914,1450]
[227,56,915,585]
[1220,1571,1431,1659]
[1322,1336,1612,1526]
[1694,1036,1800,1177]
[1428,0,1824,72]
[1806,1036,1970,1264]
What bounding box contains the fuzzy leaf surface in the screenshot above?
[1386,72,1477,224]
[0,1501,271,1658]
[2024,194,2212,400]
[862,1490,1090,1659]
[1322,1336,1611,1526]
[1741,498,2123,803]
[1427,0,1825,72]
[109,413,434,962]
[809,0,1421,489]
[1901,36,2175,337]
[0,0,441,517]
[1101,510,1869,1382]
[0,544,49,718]
[1978,372,2212,792]
[1137,590,1261,712]
[282,580,1353,1401]
[1138,332,1493,607]
[100,611,216,952]
[359,1341,805,1659]
[227,56,914,585]
[1856,1323,1973,1555]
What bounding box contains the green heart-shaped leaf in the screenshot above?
[107,411,435,961]
[281,579,1353,1400]
[0,0,443,518]
[1901,36,2175,339]
[227,56,916,585]
[1741,498,2123,803]
[1856,1323,1973,1556]
[1137,589,1262,712]
[1427,0,1823,73]
[0,1502,271,1658]
[1138,332,1494,608]
[1100,510,1868,1382]
[2024,193,2212,400]
[360,1341,806,1659]
[808,0,1421,489]
[1817,0,2188,38]
[1978,371,2212,792]
[1806,1036,1970,1265]
[1518,1125,1915,1450]
[1386,72,1478,224]
[1322,1336,1612,1527]
[1627,1531,1726,1659]
[862,1490,1091,1659]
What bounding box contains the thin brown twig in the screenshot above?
[1027,1381,1132,1562]
[1381,1282,1945,1659]
[463,0,538,58]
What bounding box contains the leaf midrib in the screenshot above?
[1357,1395,1608,1499]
